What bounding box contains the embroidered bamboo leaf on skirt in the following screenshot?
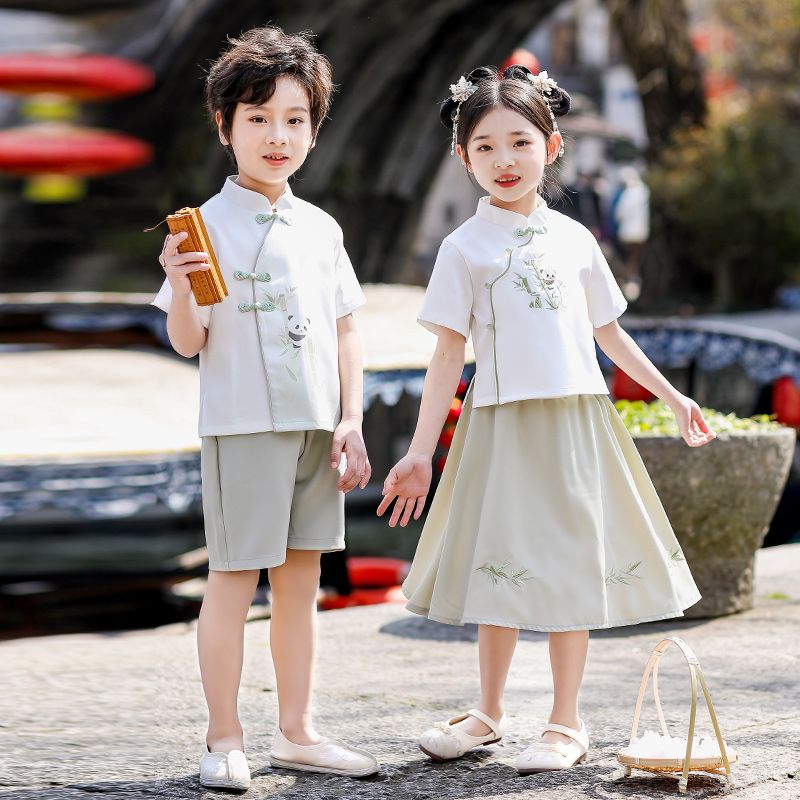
[605,561,643,585]
[669,548,685,562]
[477,560,534,587]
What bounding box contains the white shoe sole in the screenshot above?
[517,751,587,775]
[199,777,251,791]
[419,736,502,762]
[269,755,378,777]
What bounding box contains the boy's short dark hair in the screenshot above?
[205,26,333,162]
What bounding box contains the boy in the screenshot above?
[152,26,378,789]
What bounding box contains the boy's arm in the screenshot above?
[594,320,715,447]
[166,294,208,358]
[161,231,210,358]
[331,313,370,491]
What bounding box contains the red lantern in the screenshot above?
[0,53,154,100]
[0,124,152,176]
[457,378,469,396]
[612,367,655,402]
[500,48,541,76]
[773,376,800,427]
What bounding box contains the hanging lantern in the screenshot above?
[0,123,152,176]
[0,52,154,202]
[0,122,152,202]
[0,53,154,100]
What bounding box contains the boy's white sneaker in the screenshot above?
[269,729,379,777]
[199,745,251,791]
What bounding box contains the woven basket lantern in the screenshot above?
[617,637,737,793]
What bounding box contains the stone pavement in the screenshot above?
[1,545,798,800]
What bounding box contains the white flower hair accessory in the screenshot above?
[527,70,565,158]
[528,70,558,96]
[450,75,477,103]
[448,75,478,156]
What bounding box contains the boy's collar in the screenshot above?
[222,175,295,212]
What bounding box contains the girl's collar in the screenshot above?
[222,175,295,212]
[475,194,549,229]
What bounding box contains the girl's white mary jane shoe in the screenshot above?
[199,745,251,791]
[418,708,507,761]
[515,721,589,774]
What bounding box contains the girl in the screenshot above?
[377,65,713,775]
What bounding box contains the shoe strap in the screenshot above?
[466,708,502,738]
[542,722,587,748]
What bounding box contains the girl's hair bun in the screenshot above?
[439,96,458,130]
[501,63,533,82]
[547,86,571,117]
[501,63,572,117]
[465,65,496,84]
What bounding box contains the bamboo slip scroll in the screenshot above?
[166,207,228,306]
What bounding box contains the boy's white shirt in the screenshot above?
[152,176,365,436]
[419,195,628,407]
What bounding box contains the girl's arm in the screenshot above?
[162,231,210,358]
[331,313,371,492]
[377,327,466,527]
[594,320,715,447]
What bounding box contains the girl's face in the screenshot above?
[457,105,562,213]
[217,75,315,203]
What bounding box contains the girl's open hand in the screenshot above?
[377,453,432,527]
[669,394,716,447]
[160,232,210,296]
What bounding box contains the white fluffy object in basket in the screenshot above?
[620,730,734,759]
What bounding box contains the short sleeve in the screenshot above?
[586,237,627,328]
[418,239,473,339]
[151,278,212,328]
[333,228,366,318]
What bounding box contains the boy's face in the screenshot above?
[217,75,315,202]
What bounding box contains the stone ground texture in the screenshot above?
[1,545,799,800]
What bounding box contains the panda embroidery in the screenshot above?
[287,315,310,348]
[513,255,566,310]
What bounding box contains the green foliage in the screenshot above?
[614,399,781,437]
[648,100,800,308]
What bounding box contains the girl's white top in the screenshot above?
[152,176,365,436]
[419,196,627,407]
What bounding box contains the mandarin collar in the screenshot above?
[221,175,294,213]
[475,194,549,230]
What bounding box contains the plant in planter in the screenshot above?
[616,400,796,617]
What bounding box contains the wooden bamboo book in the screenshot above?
[166,207,228,306]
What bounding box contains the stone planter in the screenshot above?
[633,427,796,618]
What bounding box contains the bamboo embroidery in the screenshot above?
[486,224,547,403]
[477,560,534,588]
[669,548,685,562]
[605,561,643,585]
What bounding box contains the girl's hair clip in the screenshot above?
[448,76,478,156]
[450,75,478,104]
[527,70,558,96]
